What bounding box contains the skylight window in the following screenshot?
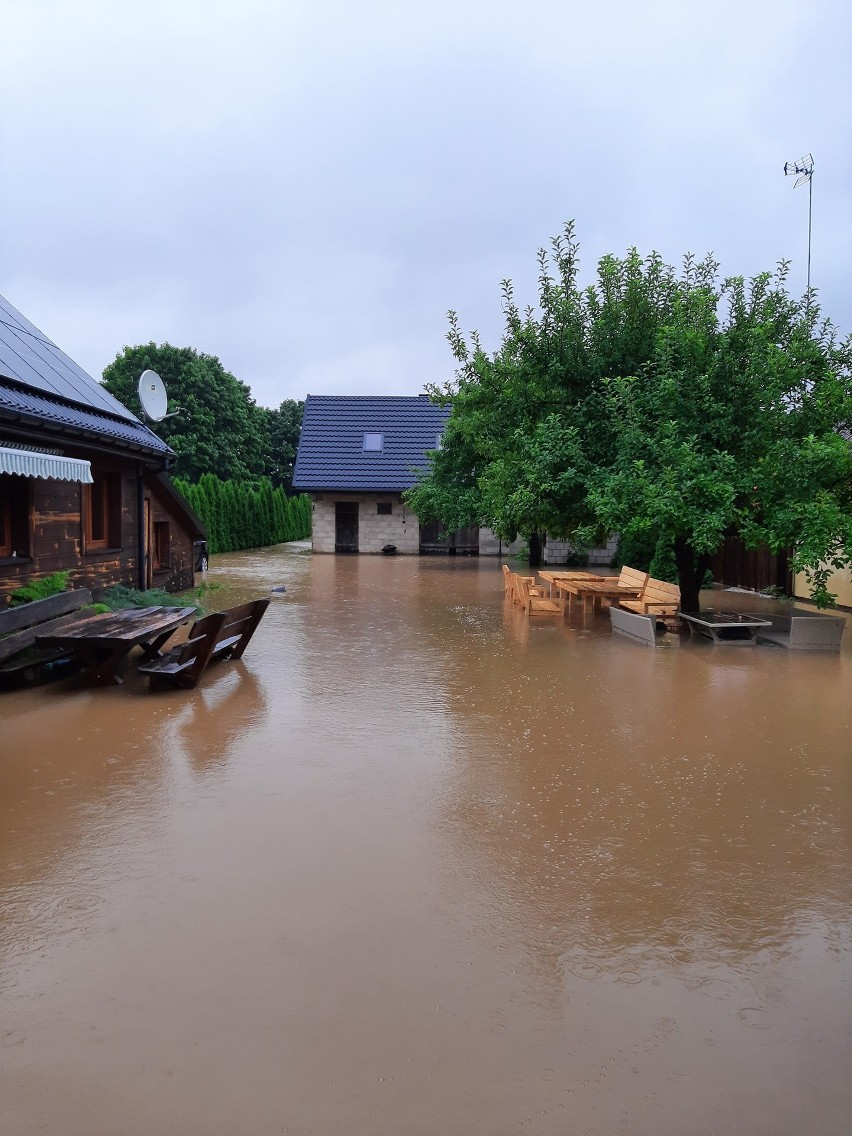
[363,432,384,452]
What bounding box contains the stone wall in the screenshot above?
[478,530,526,557]
[311,493,420,554]
[543,536,618,567]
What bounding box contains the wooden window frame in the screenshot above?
[83,470,121,553]
[0,486,10,556]
[152,520,171,571]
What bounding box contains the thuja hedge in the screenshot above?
[174,474,312,555]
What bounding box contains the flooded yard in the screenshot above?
[1,547,850,1136]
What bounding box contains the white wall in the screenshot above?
[794,567,852,609]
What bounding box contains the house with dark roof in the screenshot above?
[293,394,502,554]
[0,294,205,599]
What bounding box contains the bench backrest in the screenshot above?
[0,588,92,635]
[642,578,680,607]
[618,566,649,592]
[0,589,94,664]
[206,598,270,660]
[513,574,534,610]
[502,564,513,593]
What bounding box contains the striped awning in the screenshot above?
[0,444,93,483]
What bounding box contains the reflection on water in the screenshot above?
[1,547,850,1136]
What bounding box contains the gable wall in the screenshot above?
[147,491,197,593]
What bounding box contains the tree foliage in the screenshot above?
[174,475,312,555]
[407,223,852,609]
[265,398,304,490]
[101,343,303,486]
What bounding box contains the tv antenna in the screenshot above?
[137,370,181,422]
[783,153,814,301]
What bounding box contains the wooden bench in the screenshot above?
[139,598,270,690]
[502,565,547,606]
[619,577,680,621]
[606,565,650,597]
[514,574,562,616]
[0,588,94,682]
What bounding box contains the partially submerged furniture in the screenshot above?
[538,569,604,598]
[502,565,546,606]
[680,610,772,645]
[138,611,228,690]
[619,577,680,620]
[609,606,660,646]
[139,598,270,689]
[555,566,648,613]
[35,606,197,685]
[746,609,846,652]
[514,574,562,616]
[0,589,95,682]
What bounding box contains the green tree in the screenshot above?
[102,343,272,482]
[408,225,852,610]
[407,225,685,549]
[263,400,304,489]
[587,262,852,610]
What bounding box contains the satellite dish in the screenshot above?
[138,369,181,421]
[138,370,168,421]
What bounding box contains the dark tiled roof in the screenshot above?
[0,293,171,458]
[293,395,451,492]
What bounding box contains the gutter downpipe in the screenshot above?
[137,465,146,591]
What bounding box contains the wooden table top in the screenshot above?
[36,606,196,646]
[553,579,643,598]
[538,570,605,583]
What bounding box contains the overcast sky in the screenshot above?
[2,0,849,410]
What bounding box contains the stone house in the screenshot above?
[0,293,205,600]
[293,394,523,555]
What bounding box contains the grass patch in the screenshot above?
[10,571,70,605]
[98,585,198,612]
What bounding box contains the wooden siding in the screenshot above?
[1,450,200,601]
[711,533,792,595]
[146,490,196,593]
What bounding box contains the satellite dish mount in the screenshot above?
[137,370,181,422]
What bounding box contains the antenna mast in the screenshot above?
[783,153,814,305]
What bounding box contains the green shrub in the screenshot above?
[98,585,197,612]
[611,530,657,572]
[10,571,70,605]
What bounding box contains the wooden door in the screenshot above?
[335,502,359,553]
[144,497,153,588]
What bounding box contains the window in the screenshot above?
[153,521,171,570]
[377,502,392,515]
[0,485,10,556]
[83,470,121,551]
[362,432,384,452]
[0,475,30,559]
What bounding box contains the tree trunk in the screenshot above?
[674,537,710,614]
[528,531,542,568]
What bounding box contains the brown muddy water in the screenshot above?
[1,547,850,1136]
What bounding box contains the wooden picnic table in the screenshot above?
[35,606,197,685]
[537,570,605,599]
[553,577,644,614]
